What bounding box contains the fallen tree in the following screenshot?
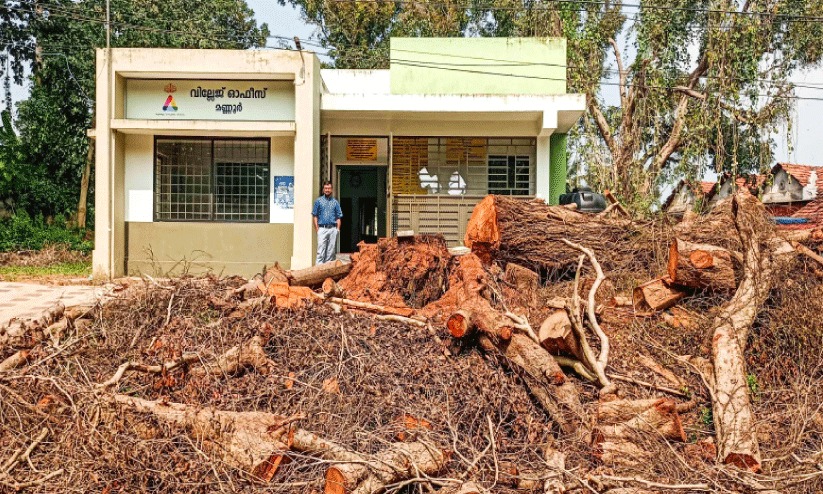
[112,395,448,490]
[463,195,635,274]
[686,192,796,472]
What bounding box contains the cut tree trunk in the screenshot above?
[503,262,538,307]
[478,333,583,433]
[288,260,351,288]
[592,398,687,465]
[633,277,685,311]
[687,192,796,473]
[0,302,66,349]
[325,440,448,494]
[267,283,317,309]
[538,309,584,362]
[322,278,346,298]
[114,394,440,484]
[668,238,736,291]
[463,195,634,273]
[447,298,515,341]
[113,394,296,477]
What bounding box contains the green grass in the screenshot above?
[0,261,91,280]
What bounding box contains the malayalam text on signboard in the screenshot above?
[346,139,379,162]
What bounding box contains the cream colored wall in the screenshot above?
[94,48,322,278]
[322,118,540,137]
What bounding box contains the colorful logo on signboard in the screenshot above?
[162,83,178,112]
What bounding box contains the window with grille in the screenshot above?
[488,155,531,195]
[391,137,535,196]
[155,138,270,222]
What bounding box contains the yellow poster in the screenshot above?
[346,138,378,161]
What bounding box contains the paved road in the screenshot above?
[0,282,110,328]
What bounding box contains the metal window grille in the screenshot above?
[155,138,270,222]
[488,155,531,195]
[391,137,535,196]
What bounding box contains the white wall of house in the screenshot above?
[270,136,295,224]
[762,169,804,204]
[124,134,154,223]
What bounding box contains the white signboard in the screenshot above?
[125,79,295,121]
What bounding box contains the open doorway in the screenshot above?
[337,166,387,253]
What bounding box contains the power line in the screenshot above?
[7,2,823,102]
[314,0,823,23]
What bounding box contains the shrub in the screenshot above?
[0,212,93,253]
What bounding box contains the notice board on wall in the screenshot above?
[345,138,378,162]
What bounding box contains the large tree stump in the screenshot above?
[668,238,736,291]
[463,195,635,274]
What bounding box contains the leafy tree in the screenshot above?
[282,0,823,209]
[279,0,491,68]
[0,0,269,218]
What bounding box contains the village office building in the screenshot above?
[92,38,585,278]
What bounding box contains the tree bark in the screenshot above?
[324,440,448,494]
[189,335,275,378]
[464,196,634,273]
[538,309,584,362]
[668,238,736,291]
[478,333,583,433]
[503,262,538,307]
[76,138,94,229]
[288,260,351,288]
[700,193,796,472]
[632,277,685,311]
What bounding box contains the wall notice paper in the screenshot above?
[346,138,378,161]
[274,176,295,209]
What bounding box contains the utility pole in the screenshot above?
[106,0,111,49]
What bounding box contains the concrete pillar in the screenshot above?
[92,49,112,278]
[535,136,551,201]
[291,55,322,269]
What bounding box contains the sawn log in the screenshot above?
[288,260,352,288]
[668,238,736,291]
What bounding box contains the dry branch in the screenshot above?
[562,239,611,390]
[327,297,415,318]
[190,335,275,378]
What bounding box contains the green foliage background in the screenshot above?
[1,0,269,220]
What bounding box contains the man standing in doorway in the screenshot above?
[312,181,343,264]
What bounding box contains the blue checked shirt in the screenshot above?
[312,195,343,226]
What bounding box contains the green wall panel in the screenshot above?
[390,38,567,95]
[549,133,568,205]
